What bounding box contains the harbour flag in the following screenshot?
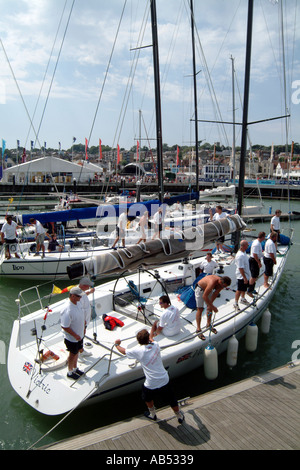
[177,146,180,167]
[137,140,139,162]
[85,138,88,161]
[2,139,6,159]
[117,144,120,165]
[22,148,27,163]
[99,139,102,160]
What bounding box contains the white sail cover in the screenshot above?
[67,214,246,279]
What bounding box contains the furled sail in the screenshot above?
[67,214,246,279]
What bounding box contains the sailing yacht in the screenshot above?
[6,0,295,419]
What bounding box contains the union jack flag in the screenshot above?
[23,362,33,375]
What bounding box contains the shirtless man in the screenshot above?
[195,274,231,340]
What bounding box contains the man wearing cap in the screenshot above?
[1,215,22,259]
[78,277,95,360]
[60,286,86,380]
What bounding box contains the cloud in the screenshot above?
[0,0,299,149]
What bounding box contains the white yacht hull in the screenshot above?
[7,235,292,415]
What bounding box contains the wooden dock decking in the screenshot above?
[44,362,300,451]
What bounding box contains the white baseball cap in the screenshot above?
[69,286,84,296]
[79,277,93,287]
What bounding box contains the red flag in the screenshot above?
[22,148,27,163]
[137,140,139,162]
[177,146,180,167]
[99,139,102,160]
[117,144,120,165]
[85,138,88,161]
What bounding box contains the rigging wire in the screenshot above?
[0,38,42,149]
[33,0,76,149]
[24,0,69,149]
[112,1,149,149]
[185,0,243,148]
[76,0,128,185]
[88,0,128,147]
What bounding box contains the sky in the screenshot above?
[0,0,299,153]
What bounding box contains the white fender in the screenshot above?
[226,335,239,367]
[204,344,218,380]
[261,309,271,334]
[245,322,258,352]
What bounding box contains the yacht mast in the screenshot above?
[190,0,199,199]
[150,0,164,203]
[237,0,254,219]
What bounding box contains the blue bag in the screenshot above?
[180,273,206,310]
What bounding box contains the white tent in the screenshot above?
[2,156,103,184]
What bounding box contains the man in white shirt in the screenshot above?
[60,286,86,380]
[199,252,218,275]
[137,210,149,244]
[263,232,277,289]
[270,209,281,244]
[29,217,50,258]
[152,207,163,239]
[209,205,228,252]
[248,231,265,295]
[111,208,128,249]
[151,295,181,337]
[0,215,21,259]
[114,329,184,423]
[234,240,251,309]
[78,277,95,360]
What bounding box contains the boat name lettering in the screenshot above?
[32,371,51,395]
[47,320,61,329]
[176,352,192,364]
[12,264,25,271]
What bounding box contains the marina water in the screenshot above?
[0,197,299,450]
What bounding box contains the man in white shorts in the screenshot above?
[195,274,231,340]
